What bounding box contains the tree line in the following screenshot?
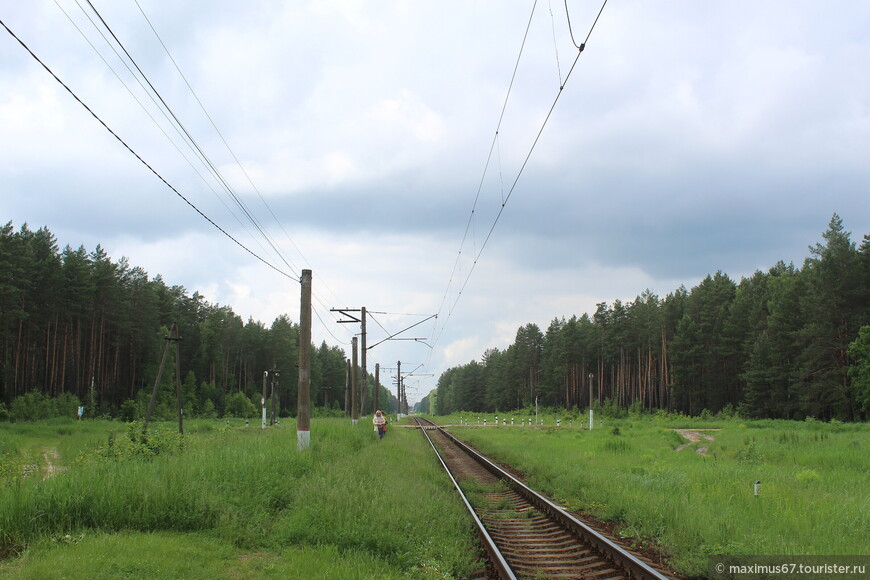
[422,215,870,421]
[0,222,395,421]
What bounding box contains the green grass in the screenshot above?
[0,419,114,482]
[436,412,870,576]
[0,418,482,579]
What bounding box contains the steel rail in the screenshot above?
[416,418,516,579]
[417,417,671,580]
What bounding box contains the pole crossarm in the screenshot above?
[367,314,437,350]
[330,308,362,324]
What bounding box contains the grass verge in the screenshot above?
[442,414,869,576]
[0,418,482,579]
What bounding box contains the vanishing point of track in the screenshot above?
[414,417,672,580]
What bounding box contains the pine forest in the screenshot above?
[0,221,394,422]
[2,215,869,423]
[423,214,870,422]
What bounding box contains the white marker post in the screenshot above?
[588,373,594,431]
[262,371,268,429]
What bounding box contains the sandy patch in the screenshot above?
[42,449,63,479]
[672,429,720,455]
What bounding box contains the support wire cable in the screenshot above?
[0,17,297,283]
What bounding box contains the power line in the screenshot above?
[131,0,327,280]
[0,16,298,283]
[128,0,352,314]
[79,0,303,282]
[54,0,281,269]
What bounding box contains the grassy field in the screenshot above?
[0,417,482,579]
[2,414,867,579]
[436,411,870,577]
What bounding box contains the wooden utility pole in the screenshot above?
[374,363,380,413]
[144,322,183,434]
[174,331,183,435]
[297,269,312,451]
[351,337,359,425]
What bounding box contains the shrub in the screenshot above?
[54,392,81,419]
[118,400,139,422]
[10,391,53,421]
[78,421,185,464]
[734,438,763,463]
[224,392,257,419]
[199,399,217,419]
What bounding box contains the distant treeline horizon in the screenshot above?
[419,214,870,422]
[0,221,394,421]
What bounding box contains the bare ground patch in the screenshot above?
[42,448,63,479]
[672,429,720,455]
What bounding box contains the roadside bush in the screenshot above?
[9,391,83,422]
[54,392,81,419]
[199,399,217,419]
[118,399,139,422]
[224,391,257,418]
[77,421,185,464]
[10,391,54,421]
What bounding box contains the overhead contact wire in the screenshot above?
[430,0,607,362]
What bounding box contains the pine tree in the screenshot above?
[797,214,861,419]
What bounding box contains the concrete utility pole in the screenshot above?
[374,363,380,412]
[270,364,279,426]
[331,308,367,417]
[297,269,312,451]
[351,337,359,425]
[344,359,351,417]
[396,360,402,417]
[360,306,367,417]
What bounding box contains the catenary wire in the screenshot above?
[432,0,539,331]
[427,0,607,368]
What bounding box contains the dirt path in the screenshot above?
[41,448,62,480]
[672,429,720,455]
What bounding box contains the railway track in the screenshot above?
[414,417,671,580]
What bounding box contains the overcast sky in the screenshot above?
[3,1,869,405]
